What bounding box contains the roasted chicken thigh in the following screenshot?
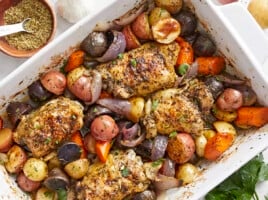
[96,42,180,99]
[13,97,84,157]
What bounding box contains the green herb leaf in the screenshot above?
[177,64,189,76]
[121,166,130,177]
[57,189,67,200]
[152,100,159,111]
[45,137,51,144]
[205,154,268,200]
[117,53,123,59]
[130,58,137,67]
[152,158,165,167]
[169,131,177,138]
[258,163,268,181]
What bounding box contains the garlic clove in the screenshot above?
[56,0,92,23]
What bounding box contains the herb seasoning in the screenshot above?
[3,0,53,51]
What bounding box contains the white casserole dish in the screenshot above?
[0,0,268,199]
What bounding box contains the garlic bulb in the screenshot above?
[56,0,92,23]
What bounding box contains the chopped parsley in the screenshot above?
[169,131,177,138]
[152,158,165,167]
[45,137,51,144]
[130,58,137,67]
[57,189,67,200]
[117,53,123,59]
[121,166,130,177]
[152,100,159,111]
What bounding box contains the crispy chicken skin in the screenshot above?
[181,79,214,115]
[76,150,159,200]
[96,42,180,99]
[143,88,205,138]
[13,97,84,157]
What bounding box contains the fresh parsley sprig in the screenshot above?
[205,153,268,200]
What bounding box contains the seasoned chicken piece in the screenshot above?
[13,97,84,157]
[96,42,180,99]
[143,88,205,138]
[181,79,214,115]
[76,150,160,200]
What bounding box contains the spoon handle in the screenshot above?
[0,19,30,37]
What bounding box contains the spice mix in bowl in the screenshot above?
[0,0,56,58]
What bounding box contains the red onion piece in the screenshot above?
[96,31,126,63]
[113,0,148,26]
[151,135,168,161]
[86,70,102,105]
[118,121,141,140]
[96,98,131,117]
[160,158,176,177]
[120,131,146,147]
[153,174,181,191]
[184,61,198,79]
[216,73,245,85]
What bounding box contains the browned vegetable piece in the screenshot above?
[5,145,27,174]
[154,0,183,14]
[122,25,141,50]
[0,128,13,153]
[40,70,67,95]
[152,17,181,44]
[173,10,197,36]
[234,107,268,128]
[167,133,195,164]
[17,172,41,192]
[216,88,243,112]
[131,12,153,40]
[193,34,216,56]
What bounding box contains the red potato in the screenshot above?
[131,12,153,40]
[5,145,27,174]
[0,128,13,153]
[84,133,96,154]
[90,115,119,141]
[67,66,92,101]
[216,88,243,112]
[167,133,195,164]
[17,172,41,192]
[122,25,141,51]
[41,70,67,95]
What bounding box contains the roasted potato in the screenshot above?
[64,158,90,179]
[155,0,183,14]
[5,145,27,174]
[175,163,199,185]
[17,172,41,192]
[0,128,13,153]
[167,133,195,164]
[23,158,48,181]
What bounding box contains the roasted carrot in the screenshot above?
[95,140,111,163]
[64,50,85,72]
[234,107,268,128]
[176,37,194,66]
[71,131,87,158]
[196,56,225,75]
[204,132,234,161]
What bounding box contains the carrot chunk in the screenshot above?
[64,50,85,72]
[234,107,268,128]
[204,133,234,161]
[197,56,225,75]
